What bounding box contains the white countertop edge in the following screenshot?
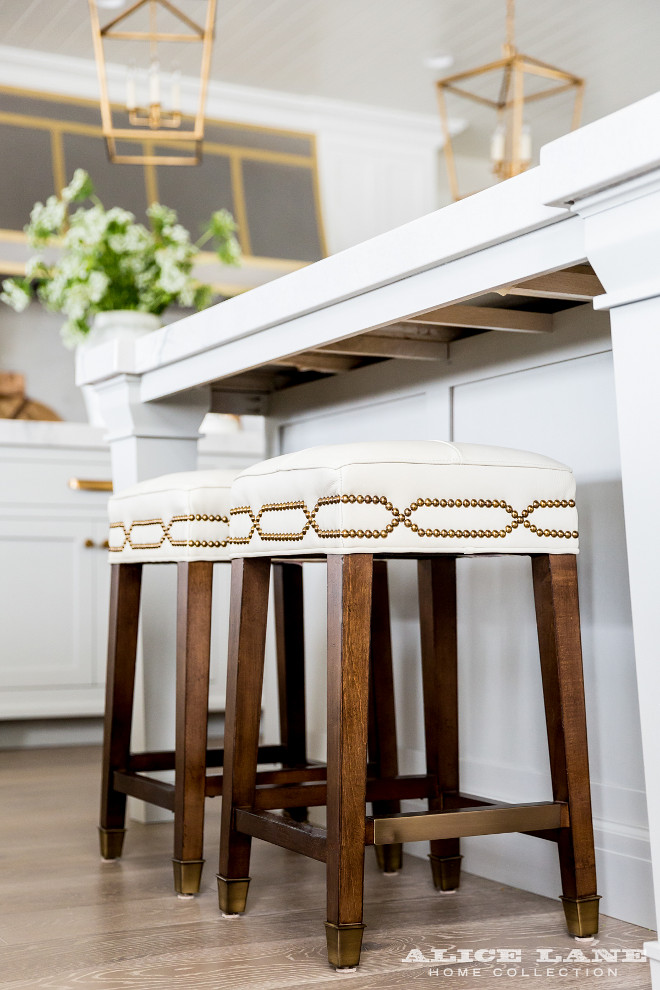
[77,166,570,387]
[0,417,264,455]
[0,420,107,450]
[76,89,660,390]
[541,91,660,208]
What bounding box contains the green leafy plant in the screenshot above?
[0,169,240,346]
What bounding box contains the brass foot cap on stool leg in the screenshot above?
[98,827,126,860]
[172,859,204,895]
[216,874,251,915]
[325,922,366,969]
[429,853,463,891]
[560,895,601,937]
[375,843,403,874]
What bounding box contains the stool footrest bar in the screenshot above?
[442,792,500,809]
[127,743,288,773]
[205,762,326,798]
[250,772,435,810]
[370,801,568,845]
[112,770,175,811]
[234,809,327,862]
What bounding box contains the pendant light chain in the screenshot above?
[505,0,516,54]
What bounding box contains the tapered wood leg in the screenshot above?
[532,553,599,936]
[172,561,214,895]
[418,556,462,891]
[99,563,142,859]
[325,554,373,969]
[368,560,402,873]
[217,557,271,915]
[274,561,308,822]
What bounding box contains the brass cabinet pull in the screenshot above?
[68,478,113,492]
[83,539,110,549]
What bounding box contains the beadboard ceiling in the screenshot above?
[1,0,660,148]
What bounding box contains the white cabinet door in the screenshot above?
[0,516,109,717]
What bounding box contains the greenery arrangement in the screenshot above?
[0,168,240,346]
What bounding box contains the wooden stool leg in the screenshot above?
[99,563,142,859]
[172,561,214,895]
[217,557,271,915]
[325,554,373,970]
[368,560,402,874]
[274,561,308,822]
[532,554,600,937]
[418,557,462,891]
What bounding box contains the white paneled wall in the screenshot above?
[268,303,653,930]
[451,351,648,929]
[316,128,440,252]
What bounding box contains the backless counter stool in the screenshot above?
[100,469,310,895]
[217,441,599,969]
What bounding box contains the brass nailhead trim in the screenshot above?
[228,495,577,545]
[109,512,230,553]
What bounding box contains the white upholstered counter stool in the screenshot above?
[99,469,309,896]
[217,440,599,970]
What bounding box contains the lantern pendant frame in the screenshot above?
[88,0,217,166]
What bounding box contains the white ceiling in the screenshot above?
[2,0,660,148]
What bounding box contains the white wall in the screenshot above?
[0,307,85,422]
[268,303,653,931]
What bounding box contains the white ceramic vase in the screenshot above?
[77,310,160,427]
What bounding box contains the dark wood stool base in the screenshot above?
[428,852,463,891]
[216,874,251,915]
[325,922,366,970]
[99,560,310,896]
[218,552,599,969]
[101,556,400,894]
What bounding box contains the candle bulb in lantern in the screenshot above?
[126,64,137,112]
[171,67,181,114]
[149,58,160,106]
[490,125,505,164]
[520,124,532,163]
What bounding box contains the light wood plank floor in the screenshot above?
[0,746,654,989]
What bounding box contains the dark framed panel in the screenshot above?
[0,85,326,265]
[0,125,54,230]
[156,152,235,241]
[242,160,324,262]
[62,133,149,220]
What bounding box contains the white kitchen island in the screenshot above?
[78,92,660,974]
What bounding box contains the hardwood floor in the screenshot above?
[0,746,654,988]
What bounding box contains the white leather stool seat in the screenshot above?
[109,469,239,563]
[229,441,579,557]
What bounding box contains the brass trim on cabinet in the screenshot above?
[68,478,114,492]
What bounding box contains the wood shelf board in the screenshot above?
[210,263,602,400]
[403,303,554,334]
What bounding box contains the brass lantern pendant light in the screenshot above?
[89,0,217,166]
[436,0,584,200]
